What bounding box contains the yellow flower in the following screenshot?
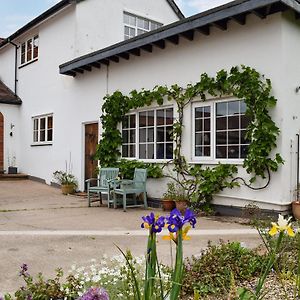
[162,225,192,242]
[269,214,295,237]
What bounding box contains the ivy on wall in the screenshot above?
[95,66,283,203]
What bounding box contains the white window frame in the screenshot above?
[192,98,250,164]
[121,106,174,162]
[123,11,162,40]
[32,113,53,146]
[20,35,39,66]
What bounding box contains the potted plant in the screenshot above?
[8,155,17,174]
[162,182,176,211]
[292,185,300,220]
[173,183,189,213]
[53,170,77,195]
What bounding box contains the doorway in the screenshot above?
[84,123,99,189]
[0,113,3,172]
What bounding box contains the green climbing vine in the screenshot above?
[95,65,283,204]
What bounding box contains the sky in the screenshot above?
[0,0,232,38]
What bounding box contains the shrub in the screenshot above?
[182,242,266,297]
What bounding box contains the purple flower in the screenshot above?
[166,208,196,233]
[19,263,30,277]
[141,212,165,233]
[78,287,109,300]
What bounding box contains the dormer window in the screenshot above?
[124,12,162,40]
[20,35,39,65]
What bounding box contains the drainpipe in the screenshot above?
[297,134,300,201]
[7,39,18,95]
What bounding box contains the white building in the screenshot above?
[1,0,300,215]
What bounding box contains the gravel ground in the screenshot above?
[184,274,295,299]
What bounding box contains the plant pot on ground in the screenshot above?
[163,182,189,213]
[53,170,77,195]
[8,166,17,174]
[292,189,300,219]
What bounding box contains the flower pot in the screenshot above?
[162,199,176,211]
[175,200,189,213]
[292,201,300,220]
[61,184,75,195]
[8,166,17,174]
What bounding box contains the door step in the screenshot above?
[0,173,29,181]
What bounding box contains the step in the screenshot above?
[0,173,29,181]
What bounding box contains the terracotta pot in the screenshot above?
[61,184,75,195]
[292,201,300,220]
[175,200,189,213]
[162,199,176,211]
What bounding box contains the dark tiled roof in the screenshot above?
[60,0,300,76]
[0,80,22,105]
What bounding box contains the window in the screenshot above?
[32,114,53,144]
[21,35,39,65]
[194,100,251,160]
[121,108,174,160]
[123,12,162,40]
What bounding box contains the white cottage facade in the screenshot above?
[1,0,300,214]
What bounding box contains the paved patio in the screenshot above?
[0,180,262,294]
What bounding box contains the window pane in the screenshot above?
[34,119,38,130]
[195,107,203,118]
[124,13,130,24]
[216,117,227,130]
[228,131,239,145]
[241,130,249,144]
[48,116,53,129]
[40,118,46,130]
[139,144,146,159]
[203,147,210,156]
[148,128,154,142]
[203,106,211,118]
[21,43,26,64]
[129,129,135,143]
[166,108,173,125]
[195,133,202,145]
[137,18,144,28]
[139,128,146,143]
[148,111,154,126]
[241,115,251,129]
[203,132,210,145]
[139,112,147,127]
[129,115,136,128]
[40,130,45,142]
[216,131,227,145]
[195,147,203,157]
[228,101,239,115]
[195,119,202,132]
[47,129,53,142]
[166,126,173,142]
[157,127,164,142]
[122,145,128,157]
[33,131,38,142]
[228,146,239,158]
[156,144,164,159]
[216,146,227,158]
[33,36,39,59]
[122,131,128,143]
[241,145,248,158]
[166,143,173,159]
[240,101,247,114]
[216,102,227,117]
[27,39,32,61]
[147,144,154,159]
[157,109,164,126]
[204,119,210,131]
[228,116,239,130]
[129,145,136,157]
[122,116,129,129]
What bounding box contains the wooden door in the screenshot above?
[85,123,99,189]
[0,113,3,172]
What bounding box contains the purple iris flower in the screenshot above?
[19,263,30,277]
[166,208,196,233]
[141,212,165,233]
[78,287,109,300]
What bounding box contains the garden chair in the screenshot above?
[86,167,119,207]
[112,168,148,212]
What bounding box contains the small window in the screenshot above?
[20,35,39,66]
[32,114,53,145]
[123,12,162,40]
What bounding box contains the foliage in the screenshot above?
[163,182,188,201]
[182,242,266,297]
[53,170,78,187]
[96,65,283,206]
[116,159,163,179]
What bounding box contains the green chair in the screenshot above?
[113,168,148,212]
[86,168,119,207]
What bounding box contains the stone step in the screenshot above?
[0,173,29,181]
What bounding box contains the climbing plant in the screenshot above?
[95,65,283,204]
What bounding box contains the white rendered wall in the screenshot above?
[0,104,20,172]
[74,0,180,56]
[103,13,289,211]
[0,45,15,92]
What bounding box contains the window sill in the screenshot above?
[121,158,173,163]
[31,142,53,147]
[19,58,38,69]
[189,159,245,165]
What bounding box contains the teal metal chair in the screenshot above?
[113,168,148,212]
[86,168,119,207]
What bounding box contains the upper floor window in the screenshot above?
[193,100,251,161]
[21,35,39,65]
[32,114,53,145]
[122,107,174,160]
[123,12,162,40]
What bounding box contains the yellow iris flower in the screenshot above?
[163,225,192,242]
[269,214,295,237]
